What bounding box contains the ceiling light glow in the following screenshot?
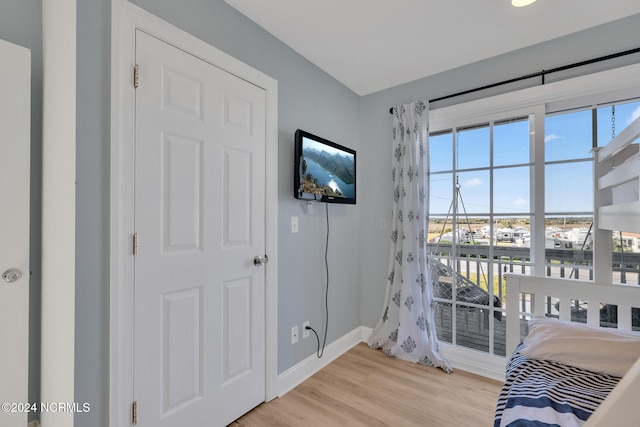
[512,0,537,7]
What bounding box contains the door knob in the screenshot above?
[2,268,23,283]
[253,255,268,266]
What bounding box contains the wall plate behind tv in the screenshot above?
[305,201,314,215]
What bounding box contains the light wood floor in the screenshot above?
[231,342,503,427]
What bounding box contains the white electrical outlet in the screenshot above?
[291,326,299,344]
[302,321,310,339]
[291,216,299,233]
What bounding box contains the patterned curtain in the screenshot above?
[368,101,452,373]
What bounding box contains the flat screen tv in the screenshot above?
[294,129,356,204]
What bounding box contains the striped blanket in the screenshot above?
[494,345,621,427]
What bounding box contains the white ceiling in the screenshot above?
[225,0,640,96]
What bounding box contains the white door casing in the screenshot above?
[134,30,266,426]
[0,38,30,427]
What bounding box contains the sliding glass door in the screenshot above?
[429,97,640,355]
[428,114,534,357]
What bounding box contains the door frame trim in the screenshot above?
[109,2,279,425]
[41,2,77,426]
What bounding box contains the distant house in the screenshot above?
[619,232,640,253]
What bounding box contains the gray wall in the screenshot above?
[358,13,640,329]
[75,0,363,425]
[2,0,640,426]
[0,1,42,422]
[127,0,363,370]
[76,0,111,425]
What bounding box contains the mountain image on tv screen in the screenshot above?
[300,137,355,199]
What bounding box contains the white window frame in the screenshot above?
[429,63,640,277]
[430,63,640,378]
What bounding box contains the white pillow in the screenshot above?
[520,317,640,377]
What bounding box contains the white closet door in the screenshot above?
[0,38,31,427]
[133,30,267,427]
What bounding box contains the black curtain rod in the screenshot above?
[388,46,640,114]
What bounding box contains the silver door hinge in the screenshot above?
[132,233,139,255]
[134,64,139,89]
[131,400,138,425]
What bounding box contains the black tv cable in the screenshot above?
[305,202,330,358]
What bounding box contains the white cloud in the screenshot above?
[545,134,560,142]
[513,198,527,205]
[463,177,482,187]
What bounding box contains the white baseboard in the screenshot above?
[275,325,504,398]
[360,326,373,342]
[276,326,370,397]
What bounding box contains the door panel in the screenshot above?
[223,277,253,381]
[134,30,266,426]
[0,38,30,427]
[162,133,203,252]
[161,288,202,414]
[224,148,253,245]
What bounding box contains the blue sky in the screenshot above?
[428,101,640,216]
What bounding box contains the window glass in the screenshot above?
[456,170,490,215]
[544,215,593,280]
[545,161,593,213]
[494,166,530,214]
[596,100,640,146]
[494,118,530,166]
[429,172,453,215]
[457,124,489,170]
[545,110,592,162]
[429,132,453,173]
[595,99,640,286]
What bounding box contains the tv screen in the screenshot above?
[294,129,356,204]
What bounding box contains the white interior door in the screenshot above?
[0,39,31,427]
[133,30,267,426]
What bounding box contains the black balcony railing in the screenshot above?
[426,243,640,356]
